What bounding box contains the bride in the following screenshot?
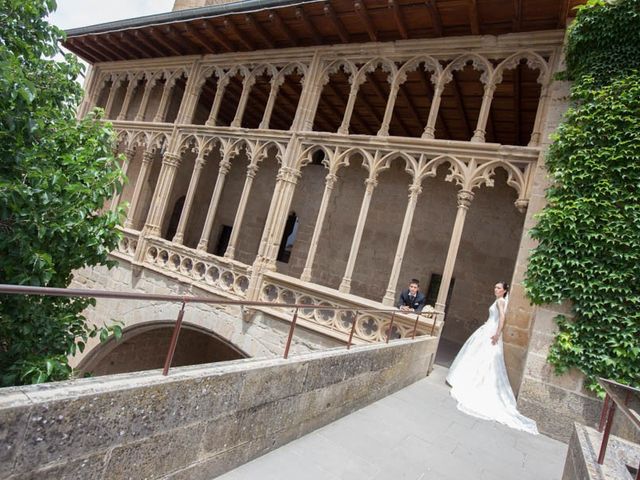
[446,282,538,434]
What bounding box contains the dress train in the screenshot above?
[446,300,538,434]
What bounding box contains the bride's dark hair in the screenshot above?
[497,281,510,298]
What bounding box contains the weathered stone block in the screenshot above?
[8,451,108,480]
[518,379,601,442]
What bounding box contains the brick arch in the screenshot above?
[76,321,248,376]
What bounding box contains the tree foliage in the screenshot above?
[0,0,125,386]
[525,0,640,391]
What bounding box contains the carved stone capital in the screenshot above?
[408,184,423,197]
[515,198,529,213]
[247,164,260,178]
[277,166,301,184]
[365,178,378,191]
[142,151,155,164]
[325,173,338,189]
[219,160,231,175]
[457,189,474,209]
[163,152,182,168]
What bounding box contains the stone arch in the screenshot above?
[440,53,493,87]
[313,60,359,133]
[215,66,251,126]
[487,52,549,146]
[353,57,397,87]
[191,66,224,125]
[268,62,307,130]
[296,144,334,171]
[148,132,169,154]
[492,51,549,86]
[395,55,442,87]
[76,321,248,377]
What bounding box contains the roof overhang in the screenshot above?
[62,0,583,63]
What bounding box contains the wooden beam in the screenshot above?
[513,0,522,31]
[180,24,218,54]
[102,35,134,60]
[118,32,155,58]
[487,105,496,143]
[90,36,127,61]
[558,0,571,28]
[425,0,443,37]
[269,11,298,47]
[357,92,389,136]
[397,84,426,135]
[514,64,521,145]
[148,28,183,56]
[76,38,109,62]
[354,1,378,42]
[245,14,275,49]
[449,70,472,139]
[198,20,233,52]
[315,84,349,132]
[468,0,480,35]
[388,0,408,40]
[162,26,190,55]
[224,18,253,50]
[71,42,101,63]
[324,2,350,43]
[133,31,165,57]
[295,7,322,44]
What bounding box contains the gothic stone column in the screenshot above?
[435,189,474,310]
[382,183,422,304]
[339,177,378,293]
[300,172,337,282]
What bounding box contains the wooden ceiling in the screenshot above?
[63,0,584,63]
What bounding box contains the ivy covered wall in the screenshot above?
[525,0,640,392]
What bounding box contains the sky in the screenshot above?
[48,0,175,30]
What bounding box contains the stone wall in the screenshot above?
[0,336,437,479]
[505,45,571,394]
[70,261,343,369]
[510,45,609,443]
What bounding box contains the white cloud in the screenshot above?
[49,0,175,30]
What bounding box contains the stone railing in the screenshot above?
[141,236,251,298]
[115,227,140,259]
[110,228,442,343]
[259,271,440,343]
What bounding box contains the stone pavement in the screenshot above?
[217,366,567,480]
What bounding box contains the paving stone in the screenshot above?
[219,365,568,480]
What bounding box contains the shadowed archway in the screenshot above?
[77,321,248,376]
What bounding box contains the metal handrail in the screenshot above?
[596,378,640,479]
[0,284,438,376]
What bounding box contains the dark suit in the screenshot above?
[395,289,426,313]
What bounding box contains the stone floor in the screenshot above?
[217,366,568,480]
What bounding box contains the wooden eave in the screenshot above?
[62,0,585,63]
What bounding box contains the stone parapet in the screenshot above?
[0,336,437,479]
[562,423,640,480]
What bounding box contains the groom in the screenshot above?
[395,278,426,313]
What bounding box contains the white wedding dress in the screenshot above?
[446,300,538,434]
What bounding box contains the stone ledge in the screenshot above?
[562,423,640,480]
[0,336,437,479]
